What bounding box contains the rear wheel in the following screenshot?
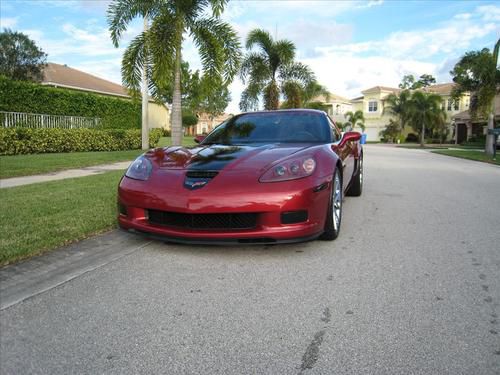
[346,154,363,197]
[320,168,342,241]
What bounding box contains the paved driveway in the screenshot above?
[1,146,499,374]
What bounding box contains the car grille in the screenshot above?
[185,170,218,179]
[148,210,258,230]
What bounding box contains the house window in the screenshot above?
[447,99,452,111]
[368,101,378,112]
[335,104,340,115]
[465,98,470,109]
[454,99,459,111]
[441,102,445,111]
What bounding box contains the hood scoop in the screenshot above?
[186,171,219,179]
[184,170,218,190]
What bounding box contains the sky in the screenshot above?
[1,0,499,113]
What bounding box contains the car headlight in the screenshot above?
[125,155,152,181]
[260,157,316,182]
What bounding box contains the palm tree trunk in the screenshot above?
[171,41,183,146]
[141,15,149,150]
[420,121,425,147]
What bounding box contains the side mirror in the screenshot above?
[338,131,361,147]
[194,135,206,144]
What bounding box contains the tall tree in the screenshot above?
[239,28,314,111]
[108,0,241,146]
[450,39,500,156]
[399,73,436,89]
[344,110,365,132]
[407,91,444,147]
[0,29,47,82]
[384,89,412,131]
[399,74,416,90]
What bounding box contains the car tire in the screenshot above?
[320,167,342,241]
[346,154,363,197]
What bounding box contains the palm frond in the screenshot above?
[279,62,315,85]
[245,29,274,55]
[274,40,295,66]
[121,32,148,92]
[190,17,241,85]
[239,82,263,112]
[107,0,160,47]
[240,52,270,84]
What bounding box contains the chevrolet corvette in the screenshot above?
[118,109,363,244]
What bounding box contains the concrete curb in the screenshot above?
[0,230,150,310]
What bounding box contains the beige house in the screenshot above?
[42,62,170,130]
[348,83,471,142]
[313,93,353,124]
[185,112,232,136]
[453,94,500,144]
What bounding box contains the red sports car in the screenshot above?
[118,109,363,244]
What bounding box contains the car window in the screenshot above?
[202,112,331,145]
[326,116,341,142]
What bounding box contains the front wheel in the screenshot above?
[346,154,363,197]
[320,168,342,241]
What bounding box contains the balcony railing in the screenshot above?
[1,111,101,129]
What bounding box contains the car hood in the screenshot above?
[148,144,314,172]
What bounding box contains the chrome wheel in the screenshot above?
[332,170,342,231]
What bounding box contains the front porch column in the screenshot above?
[466,121,472,140]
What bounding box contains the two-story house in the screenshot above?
[348,83,471,142]
[313,93,353,124]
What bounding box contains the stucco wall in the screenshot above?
[147,102,170,130]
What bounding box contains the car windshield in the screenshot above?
[202,111,331,145]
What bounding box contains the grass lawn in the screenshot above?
[431,149,500,166]
[0,170,124,266]
[0,150,142,179]
[157,136,198,148]
[0,136,197,179]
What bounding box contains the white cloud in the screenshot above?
[453,13,472,20]
[1,17,18,28]
[476,4,500,22]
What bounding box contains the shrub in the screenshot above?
[0,76,141,129]
[0,128,162,155]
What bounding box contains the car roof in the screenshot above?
[238,109,327,116]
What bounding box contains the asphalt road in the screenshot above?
[1,145,499,374]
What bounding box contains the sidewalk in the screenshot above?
[0,161,130,189]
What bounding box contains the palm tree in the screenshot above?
[384,89,411,130]
[107,0,241,146]
[281,80,330,109]
[451,38,499,156]
[344,110,365,132]
[239,29,314,111]
[407,91,444,147]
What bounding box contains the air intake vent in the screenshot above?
[186,170,218,179]
[148,210,258,230]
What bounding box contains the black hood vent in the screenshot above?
[186,170,218,179]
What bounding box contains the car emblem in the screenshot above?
[184,179,209,190]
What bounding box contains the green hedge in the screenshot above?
[0,76,141,129]
[0,128,162,155]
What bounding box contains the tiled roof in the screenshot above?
[312,92,352,104]
[42,62,129,98]
[362,86,400,94]
[423,83,456,95]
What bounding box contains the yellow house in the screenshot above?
[184,112,233,136]
[348,83,470,142]
[313,93,353,124]
[42,62,170,130]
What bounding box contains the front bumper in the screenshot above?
[117,173,332,244]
